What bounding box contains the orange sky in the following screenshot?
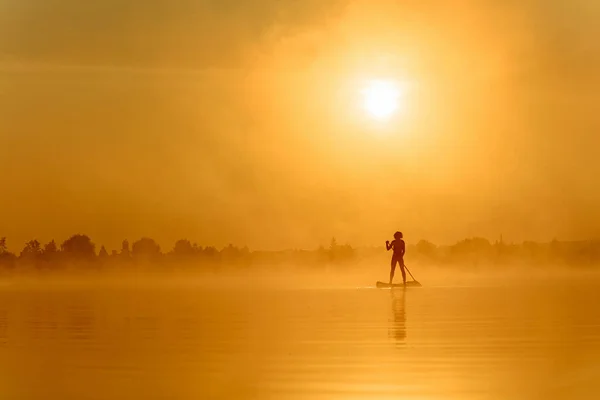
[1,0,600,251]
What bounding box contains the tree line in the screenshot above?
[1,234,600,271]
[0,235,356,270]
[411,237,600,267]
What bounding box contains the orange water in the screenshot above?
[1,278,599,399]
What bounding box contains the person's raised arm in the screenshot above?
[386,240,393,251]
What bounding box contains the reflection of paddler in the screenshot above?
[390,288,407,343]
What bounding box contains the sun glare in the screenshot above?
[362,79,401,120]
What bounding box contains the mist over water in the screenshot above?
[0,268,599,399]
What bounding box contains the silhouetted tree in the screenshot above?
[20,240,43,266]
[120,240,131,259]
[20,240,42,257]
[132,237,161,261]
[202,246,220,262]
[44,240,58,254]
[98,246,109,259]
[329,237,338,251]
[172,239,195,257]
[61,234,96,260]
[221,244,242,265]
[41,240,60,265]
[0,237,16,269]
[325,238,355,263]
[328,237,338,262]
[448,237,492,266]
[333,244,356,263]
[450,238,492,254]
[416,240,437,259]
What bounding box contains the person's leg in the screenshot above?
[389,257,397,284]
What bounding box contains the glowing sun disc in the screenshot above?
[362,80,401,120]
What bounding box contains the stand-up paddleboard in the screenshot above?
[376,281,422,288]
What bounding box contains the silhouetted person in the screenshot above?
[386,231,406,285]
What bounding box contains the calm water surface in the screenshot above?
[1,277,600,399]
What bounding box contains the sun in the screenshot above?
[362,79,402,120]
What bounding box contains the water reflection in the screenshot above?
[66,304,95,342]
[1,280,600,399]
[389,288,406,344]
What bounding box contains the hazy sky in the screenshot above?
[1,0,600,251]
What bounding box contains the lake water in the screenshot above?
[1,274,600,399]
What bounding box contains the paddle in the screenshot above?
[404,265,422,287]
